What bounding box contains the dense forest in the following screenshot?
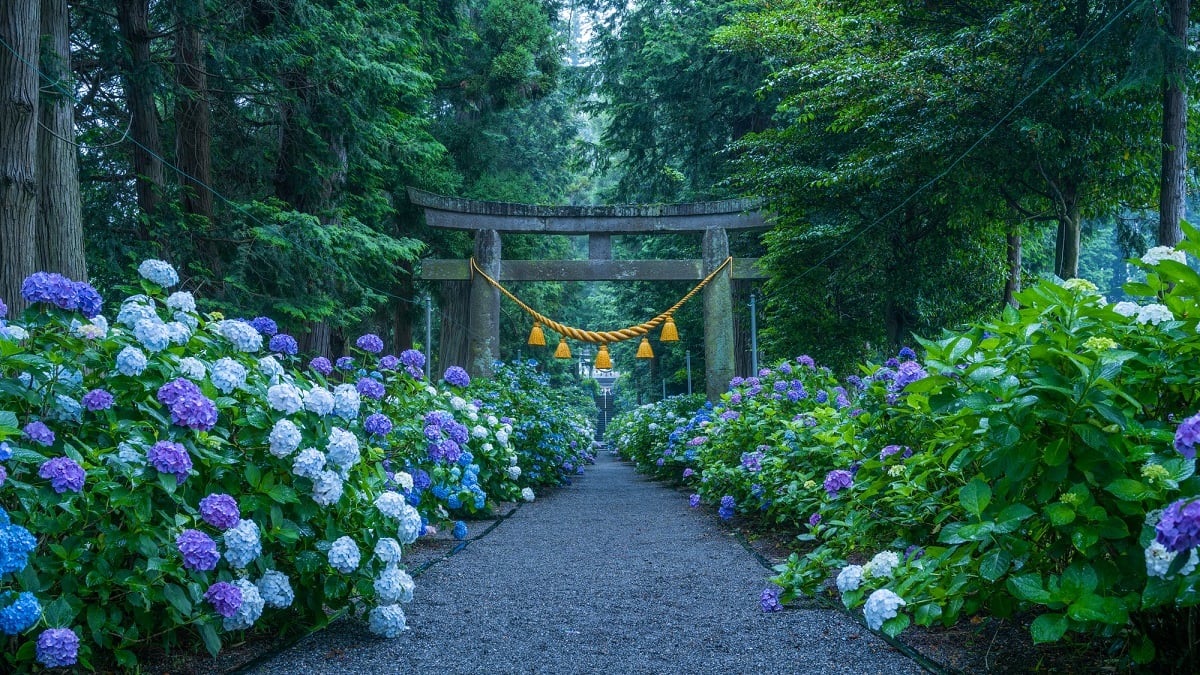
[1,0,1196,404]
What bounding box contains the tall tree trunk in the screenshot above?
[174,3,212,224]
[1053,182,1081,279]
[1159,0,1188,248]
[0,0,40,312]
[117,0,164,225]
[37,0,86,281]
[1003,224,1021,308]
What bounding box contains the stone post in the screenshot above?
[702,228,734,401]
[467,229,501,378]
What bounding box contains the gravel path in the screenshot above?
[246,450,924,675]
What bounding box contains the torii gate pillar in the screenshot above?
[467,229,501,378]
[703,228,735,401]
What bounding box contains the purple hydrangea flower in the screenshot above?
[157,377,201,406]
[199,493,241,530]
[846,375,864,389]
[0,297,6,318]
[823,469,853,497]
[741,451,764,472]
[204,581,243,617]
[21,272,103,317]
[147,440,193,484]
[170,392,218,431]
[309,356,333,376]
[356,377,385,400]
[1175,412,1200,460]
[269,334,298,355]
[23,421,54,446]
[719,495,736,520]
[443,366,470,388]
[81,389,114,411]
[249,316,278,336]
[336,356,354,370]
[880,445,906,461]
[730,376,745,388]
[0,465,7,487]
[73,282,103,318]
[177,529,219,571]
[365,413,393,437]
[891,361,929,391]
[797,355,815,368]
[689,494,701,508]
[729,393,742,405]
[899,346,917,360]
[399,349,425,368]
[356,334,384,354]
[38,457,85,493]
[36,628,79,668]
[808,513,822,527]
[683,468,694,479]
[777,362,793,375]
[379,354,400,370]
[903,545,925,562]
[760,586,783,613]
[1155,499,1200,553]
[815,390,828,404]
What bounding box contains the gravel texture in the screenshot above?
[245,450,924,675]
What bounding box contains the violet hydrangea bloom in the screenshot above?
[719,495,736,520]
[158,377,201,406]
[81,389,114,412]
[23,421,55,446]
[443,366,470,387]
[35,628,79,668]
[269,334,298,355]
[38,457,85,493]
[760,586,783,613]
[309,356,333,376]
[356,333,384,353]
[1175,412,1200,460]
[169,391,218,431]
[0,297,6,318]
[199,493,241,530]
[204,581,243,617]
[147,440,193,484]
[249,316,278,336]
[357,377,385,400]
[379,354,400,370]
[336,356,354,370]
[177,529,219,571]
[824,469,853,497]
[1155,499,1200,553]
[365,413,393,437]
[399,349,424,368]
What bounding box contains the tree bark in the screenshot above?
[438,281,471,374]
[1159,0,1188,248]
[37,0,86,281]
[1003,224,1021,308]
[117,0,164,224]
[174,2,213,224]
[1,0,40,312]
[1053,182,1081,279]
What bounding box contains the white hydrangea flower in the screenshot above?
[166,291,196,313]
[521,487,535,502]
[507,454,517,466]
[267,383,303,414]
[332,383,360,419]
[468,412,479,422]
[1136,303,1174,326]
[397,504,423,545]
[483,443,494,453]
[374,538,403,565]
[375,491,407,519]
[392,471,414,492]
[258,355,284,382]
[374,566,415,604]
[487,415,499,427]
[506,465,521,480]
[210,357,247,394]
[472,425,489,439]
[368,604,408,637]
[1145,541,1199,578]
[424,385,438,396]
[451,396,467,411]
[223,579,265,631]
[223,519,262,569]
[864,551,901,579]
[292,448,326,478]
[466,403,479,415]
[311,470,344,506]
[269,419,302,458]
[1111,301,1139,317]
[836,564,864,592]
[327,536,360,574]
[1141,246,1187,266]
[864,589,906,631]
[256,570,294,608]
[303,386,335,416]
[326,427,360,470]
[496,430,510,446]
[179,357,206,381]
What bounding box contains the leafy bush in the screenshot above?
[0,262,591,671]
[609,227,1200,666]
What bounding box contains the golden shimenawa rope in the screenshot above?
[468,256,733,344]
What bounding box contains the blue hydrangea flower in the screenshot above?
[0,519,37,575]
[138,259,180,287]
[0,592,41,635]
[369,604,408,637]
[374,566,414,604]
[210,357,247,394]
[223,519,262,569]
[249,316,278,336]
[443,366,470,388]
[269,419,302,458]
[116,346,148,376]
[336,356,354,370]
[309,356,333,376]
[23,421,54,446]
[379,354,400,370]
[166,291,196,313]
[257,570,294,608]
[332,384,360,419]
[719,495,736,520]
[328,536,361,573]
[356,334,384,354]
[216,319,262,352]
[269,333,298,355]
[134,318,172,352]
[365,413,393,436]
[223,579,264,631]
[760,586,783,612]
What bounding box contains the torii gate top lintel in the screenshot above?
[409,187,766,401]
[407,187,769,234]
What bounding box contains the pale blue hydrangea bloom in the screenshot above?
[166,321,191,345]
[257,355,284,382]
[521,487,535,502]
[267,383,303,414]
[374,538,403,565]
[292,448,326,478]
[116,346,148,376]
[210,357,247,394]
[375,491,406,519]
[174,311,198,330]
[864,589,906,631]
[373,566,414,604]
[864,551,901,579]
[138,259,179,287]
[166,291,196,313]
[836,565,863,592]
[223,519,262,569]
[216,320,262,352]
[326,427,359,471]
[179,357,206,380]
[397,504,422,545]
[256,570,294,608]
[269,419,302,458]
[332,384,360,419]
[303,386,335,416]
[368,604,407,637]
[116,297,158,327]
[328,536,360,573]
[311,470,343,506]
[223,579,264,631]
[134,318,172,352]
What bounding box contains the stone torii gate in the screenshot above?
[409,188,769,401]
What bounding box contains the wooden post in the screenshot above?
[467,229,501,378]
[703,228,734,401]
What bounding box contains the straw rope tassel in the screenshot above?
[636,336,654,358]
[660,315,679,342]
[554,336,572,359]
[527,321,546,346]
[594,344,612,370]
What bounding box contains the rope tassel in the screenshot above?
[554,336,572,359]
[660,316,679,342]
[636,336,654,359]
[527,322,546,346]
[594,343,612,370]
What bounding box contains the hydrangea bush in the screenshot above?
[0,261,593,670]
[609,227,1200,666]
